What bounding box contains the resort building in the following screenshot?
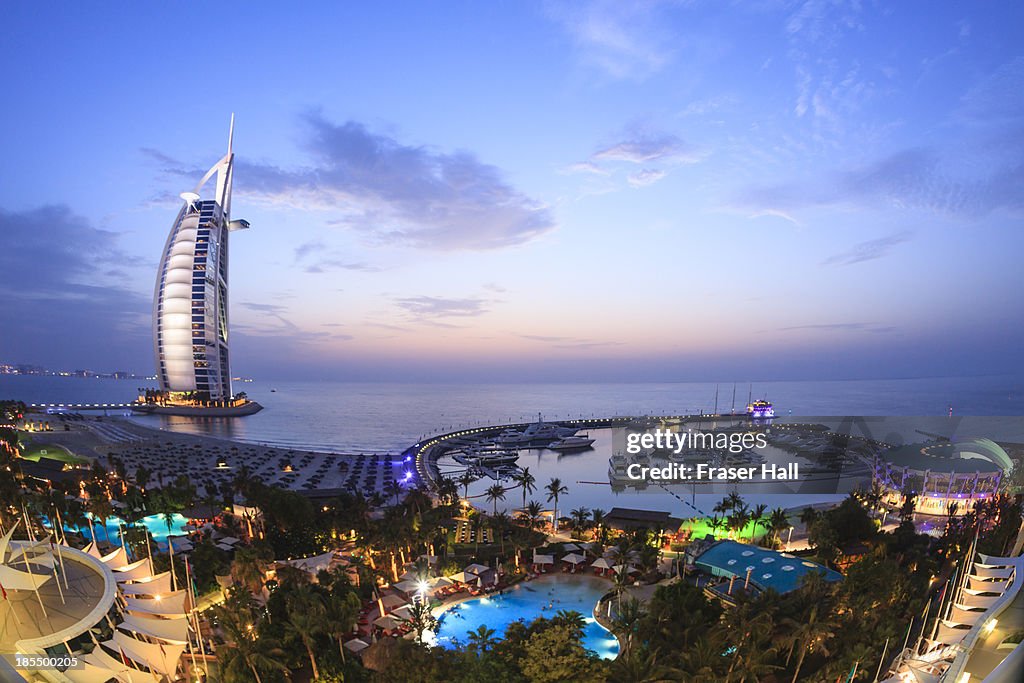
[687,538,843,596]
[873,438,1012,515]
[152,116,249,403]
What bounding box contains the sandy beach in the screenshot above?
[21,413,401,500]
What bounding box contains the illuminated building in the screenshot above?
[153,117,250,402]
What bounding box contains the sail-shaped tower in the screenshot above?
[153,116,250,402]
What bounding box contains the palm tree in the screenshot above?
[491,511,512,555]
[435,476,459,506]
[767,507,790,546]
[324,590,361,664]
[788,604,835,683]
[471,513,486,556]
[467,624,496,654]
[514,467,537,510]
[403,600,439,644]
[709,515,726,539]
[545,478,569,532]
[457,471,477,500]
[591,508,607,543]
[570,506,591,532]
[750,503,768,541]
[525,500,544,529]
[611,597,645,655]
[383,479,402,506]
[607,647,681,682]
[485,484,506,515]
[285,585,326,679]
[214,594,288,683]
[231,547,266,595]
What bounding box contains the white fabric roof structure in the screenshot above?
[392,605,413,621]
[431,576,454,588]
[124,592,188,616]
[532,554,554,565]
[591,558,612,569]
[100,546,131,571]
[393,579,425,595]
[561,543,581,551]
[935,622,970,645]
[464,563,490,575]
[111,630,186,676]
[64,661,132,683]
[281,551,335,575]
[959,590,1000,609]
[449,572,471,583]
[971,564,1013,579]
[949,605,984,625]
[119,572,172,595]
[968,576,1009,592]
[119,614,189,644]
[373,615,402,629]
[380,593,408,610]
[81,644,162,683]
[112,558,154,582]
[344,638,370,652]
[561,552,586,564]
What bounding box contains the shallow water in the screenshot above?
[430,572,620,659]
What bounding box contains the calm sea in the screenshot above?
[4,374,1022,516]
[3,374,1021,453]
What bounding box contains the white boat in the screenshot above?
[496,415,577,447]
[546,435,595,451]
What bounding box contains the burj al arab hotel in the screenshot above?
[152,117,251,406]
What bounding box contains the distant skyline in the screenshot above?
[2,2,1023,382]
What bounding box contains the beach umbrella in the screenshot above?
[344,638,370,653]
[591,558,612,570]
[449,572,470,584]
[432,576,454,588]
[561,553,586,565]
[373,614,402,630]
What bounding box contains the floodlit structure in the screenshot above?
[153,116,250,403]
[874,439,1012,515]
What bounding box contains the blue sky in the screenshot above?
[1,1,1022,381]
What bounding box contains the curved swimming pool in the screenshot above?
[431,573,620,659]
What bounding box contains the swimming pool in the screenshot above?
[431,573,620,659]
[64,512,192,545]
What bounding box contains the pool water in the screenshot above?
[431,573,620,659]
[64,512,192,545]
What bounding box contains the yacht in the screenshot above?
[496,415,578,447]
[546,435,595,451]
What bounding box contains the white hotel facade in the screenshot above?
[153,117,249,402]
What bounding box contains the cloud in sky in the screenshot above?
[547,0,675,80]
[735,145,1024,220]
[0,206,151,370]
[776,322,896,333]
[822,232,913,267]
[394,295,490,320]
[593,132,701,164]
[158,114,556,252]
[568,129,705,189]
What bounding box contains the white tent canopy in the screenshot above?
[344,638,370,652]
[119,614,189,644]
[591,558,612,569]
[959,591,1000,609]
[82,644,162,683]
[532,554,554,565]
[968,576,1009,592]
[100,546,131,570]
[124,592,188,616]
[119,571,173,595]
[971,564,1013,579]
[561,552,586,564]
[113,558,154,582]
[373,615,402,629]
[949,605,984,625]
[111,631,185,676]
[464,563,490,575]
